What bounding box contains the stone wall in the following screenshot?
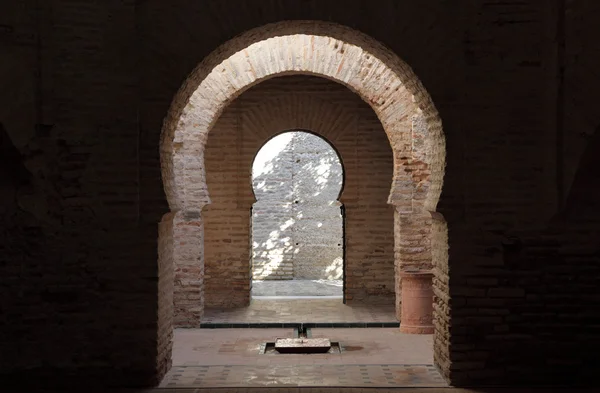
[251,131,344,280]
[1,0,599,388]
[203,76,395,307]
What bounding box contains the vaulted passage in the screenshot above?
[200,76,402,308]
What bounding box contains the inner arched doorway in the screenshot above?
[200,75,397,309]
[159,20,448,382]
[251,130,344,298]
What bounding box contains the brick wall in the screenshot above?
[1,0,599,388]
[203,76,395,307]
[1,0,161,387]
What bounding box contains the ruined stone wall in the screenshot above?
[203,76,395,307]
[251,132,344,281]
[1,0,599,388]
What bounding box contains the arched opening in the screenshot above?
[200,75,397,313]
[251,130,344,298]
[158,20,448,385]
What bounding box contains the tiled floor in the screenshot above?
[160,328,441,388]
[252,279,343,297]
[160,364,446,388]
[172,328,433,365]
[148,388,596,393]
[147,388,597,393]
[203,298,397,324]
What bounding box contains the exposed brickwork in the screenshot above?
[0,0,598,389]
[431,212,450,382]
[202,76,399,308]
[160,20,443,213]
[172,211,204,326]
[162,22,441,335]
[1,0,161,387]
[157,213,175,380]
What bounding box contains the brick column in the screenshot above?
[172,210,205,327]
[430,212,451,380]
[157,213,175,382]
[205,203,252,308]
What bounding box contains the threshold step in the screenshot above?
[198,322,399,328]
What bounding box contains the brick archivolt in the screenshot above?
[160,20,445,214]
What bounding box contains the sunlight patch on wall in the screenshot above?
[252,132,294,178]
[251,131,343,280]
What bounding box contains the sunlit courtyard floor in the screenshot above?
[252,279,343,297]
[159,328,443,388]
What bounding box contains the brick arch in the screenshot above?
[158,20,449,382]
[201,81,396,308]
[160,20,445,214]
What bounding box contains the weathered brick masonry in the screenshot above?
[203,77,396,307]
[161,21,441,336]
[0,0,599,389]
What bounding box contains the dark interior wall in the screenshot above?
[0,0,158,386]
[0,0,598,387]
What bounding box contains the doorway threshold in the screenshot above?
[199,322,399,328]
[251,295,343,300]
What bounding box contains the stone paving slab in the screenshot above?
[203,298,396,324]
[164,327,437,388]
[171,328,433,366]
[159,364,447,388]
